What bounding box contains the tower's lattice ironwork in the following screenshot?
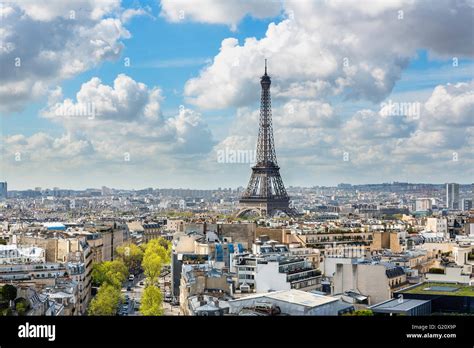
[237,61,296,217]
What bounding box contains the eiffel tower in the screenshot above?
[237,61,296,217]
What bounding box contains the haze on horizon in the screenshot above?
[1,0,473,190]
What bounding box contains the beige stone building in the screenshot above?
[12,234,93,314]
[297,230,373,246]
[15,235,83,263]
[333,262,408,305]
[142,223,163,243]
[179,264,230,315]
[371,231,401,253]
[183,222,256,249]
[289,247,321,269]
[218,223,255,249]
[85,225,124,263]
[167,219,185,233]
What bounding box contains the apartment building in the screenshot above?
[179,264,231,315]
[333,260,408,305]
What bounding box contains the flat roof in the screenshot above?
[399,282,474,297]
[370,298,430,312]
[231,289,338,308]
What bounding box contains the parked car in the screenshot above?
[126,286,132,291]
[164,292,172,302]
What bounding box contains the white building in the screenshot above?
[235,254,257,289]
[255,261,291,293]
[322,256,357,278]
[258,257,322,293]
[236,255,322,293]
[426,266,472,285]
[0,245,45,264]
[421,232,446,243]
[426,218,448,237]
[453,244,473,266]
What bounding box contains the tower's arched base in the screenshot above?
[235,204,298,218]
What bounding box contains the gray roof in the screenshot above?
[230,289,338,308]
[195,303,220,312]
[369,298,430,313]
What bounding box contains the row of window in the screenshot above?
[292,278,320,289]
[238,267,255,272]
[238,274,255,280]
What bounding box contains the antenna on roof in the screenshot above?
[264,59,267,75]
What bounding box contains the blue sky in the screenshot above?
[1,0,473,189]
[2,6,275,138]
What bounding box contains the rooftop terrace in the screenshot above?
[401,282,474,297]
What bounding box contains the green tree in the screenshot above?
[88,284,121,316]
[144,238,171,264]
[141,238,171,284]
[116,243,143,271]
[0,284,17,302]
[142,253,163,285]
[91,260,128,287]
[140,285,163,316]
[1,308,13,316]
[15,299,29,316]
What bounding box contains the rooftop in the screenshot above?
[0,245,45,259]
[231,289,338,308]
[369,298,430,313]
[400,282,474,297]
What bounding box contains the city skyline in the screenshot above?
[4,181,474,192]
[1,0,473,190]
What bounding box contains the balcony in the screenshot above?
[286,268,321,282]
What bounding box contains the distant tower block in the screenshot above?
[237,61,296,218]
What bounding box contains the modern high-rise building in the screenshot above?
[472,183,474,203]
[446,183,460,210]
[0,182,7,200]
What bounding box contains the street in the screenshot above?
[158,270,179,316]
[119,270,179,316]
[119,272,145,316]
